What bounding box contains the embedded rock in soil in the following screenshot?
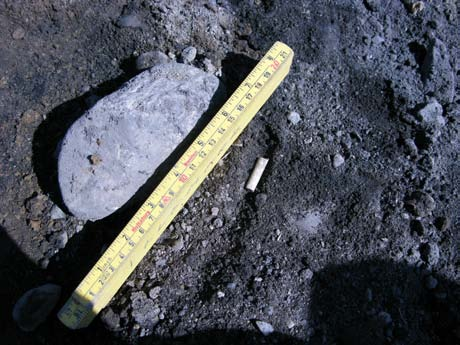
[136,51,169,71]
[421,37,455,104]
[12,284,61,331]
[58,63,222,220]
[130,291,161,329]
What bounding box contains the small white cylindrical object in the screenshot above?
[245,157,269,191]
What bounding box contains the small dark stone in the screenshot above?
[434,216,450,231]
[101,307,121,331]
[419,242,440,266]
[410,219,424,236]
[13,284,61,331]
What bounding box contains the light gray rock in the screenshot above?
[148,286,162,299]
[181,46,197,63]
[421,37,455,104]
[136,51,169,71]
[58,63,222,220]
[295,211,322,235]
[255,320,274,336]
[116,13,142,28]
[301,268,314,280]
[130,291,161,329]
[332,153,345,168]
[287,111,301,125]
[13,284,61,331]
[416,99,445,125]
[50,204,66,220]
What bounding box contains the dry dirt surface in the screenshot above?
[1,1,459,344]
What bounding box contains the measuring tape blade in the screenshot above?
[58,41,293,329]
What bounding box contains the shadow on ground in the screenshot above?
[2,227,459,345]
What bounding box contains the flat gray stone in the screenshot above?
[12,284,61,331]
[58,63,222,220]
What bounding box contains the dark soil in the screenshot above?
[1,1,459,344]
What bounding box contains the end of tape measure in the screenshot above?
[57,293,95,329]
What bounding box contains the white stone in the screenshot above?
[287,111,301,125]
[58,63,223,220]
[255,320,274,336]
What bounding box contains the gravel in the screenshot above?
[130,291,161,329]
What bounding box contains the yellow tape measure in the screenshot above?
[58,41,293,329]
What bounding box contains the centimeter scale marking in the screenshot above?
[58,41,293,329]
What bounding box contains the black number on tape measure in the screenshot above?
[227,116,235,123]
[263,71,271,78]
[221,111,229,117]
[199,151,207,158]
[139,227,145,234]
[197,140,205,146]
[280,51,288,58]
[267,55,274,61]
[255,82,263,89]
[237,104,245,111]
[128,240,135,247]
[217,127,225,134]
[208,139,216,146]
[245,93,253,100]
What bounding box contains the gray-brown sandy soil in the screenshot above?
[1,1,459,344]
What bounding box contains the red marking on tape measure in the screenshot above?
[183,151,197,167]
[271,60,280,70]
[131,211,150,233]
[179,174,188,183]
